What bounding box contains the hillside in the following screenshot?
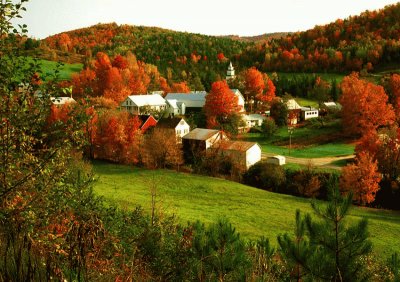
[43,23,253,85]
[239,3,400,72]
[93,162,400,257]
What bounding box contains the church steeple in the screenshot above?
[226,61,235,80]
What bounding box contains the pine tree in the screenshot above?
[305,183,373,281]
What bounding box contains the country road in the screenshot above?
[261,153,354,170]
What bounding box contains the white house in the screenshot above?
[211,140,261,170]
[120,94,167,115]
[230,89,245,112]
[286,99,302,110]
[242,114,267,128]
[300,106,319,120]
[165,93,207,115]
[50,97,76,105]
[156,117,190,142]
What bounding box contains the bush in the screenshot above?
[260,117,278,139]
[243,162,286,192]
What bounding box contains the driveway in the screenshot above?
[262,153,354,170]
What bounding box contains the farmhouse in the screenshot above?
[156,117,190,142]
[138,115,157,133]
[120,94,167,115]
[242,114,267,128]
[210,140,261,170]
[182,128,227,162]
[165,93,207,115]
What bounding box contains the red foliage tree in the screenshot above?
[204,80,239,128]
[340,151,381,205]
[339,73,395,136]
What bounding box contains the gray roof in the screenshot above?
[165,93,206,108]
[182,128,220,141]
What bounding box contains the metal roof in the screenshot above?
[182,128,220,141]
[165,93,206,108]
[212,140,259,152]
[126,94,166,107]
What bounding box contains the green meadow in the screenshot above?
[93,162,400,258]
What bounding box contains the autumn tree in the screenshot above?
[170,81,190,93]
[309,76,331,106]
[340,151,381,205]
[141,128,183,169]
[339,73,395,136]
[94,110,141,164]
[204,80,241,133]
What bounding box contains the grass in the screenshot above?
[26,57,83,81]
[93,162,400,258]
[39,59,83,80]
[241,120,355,158]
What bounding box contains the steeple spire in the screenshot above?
[226,61,235,80]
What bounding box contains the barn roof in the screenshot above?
[165,93,206,108]
[126,94,166,107]
[212,140,259,152]
[182,128,220,141]
[157,118,187,129]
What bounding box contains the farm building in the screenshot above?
[300,106,319,120]
[138,115,157,133]
[210,140,262,170]
[266,155,286,166]
[157,117,190,142]
[165,93,207,115]
[243,114,267,128]
[120,94,167,115]
[230,89,246,112]
[182,128,227,162]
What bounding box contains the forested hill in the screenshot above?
[238,2,400,73]
[43,23,253,85]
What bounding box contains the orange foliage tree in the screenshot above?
[170,81,190,93]
[244,67,275,110]
[388,74,400,122]
[339,73,395,136]
[72,52,167,104]
[204,80,239,128]
[94,110,141,164]
[339,151,381,205]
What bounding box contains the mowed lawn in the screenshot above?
[93,162,400,258]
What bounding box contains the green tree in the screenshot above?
[304,185,372,281]
[270,99,288,126]
[260,117,277,139]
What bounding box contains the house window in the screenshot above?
[177,129,181,135]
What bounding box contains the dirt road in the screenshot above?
[262,153,354,170]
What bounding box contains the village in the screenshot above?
[50,63,339,172]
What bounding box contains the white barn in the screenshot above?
[243,114,267,128]
[120,94,167,115]
[165,93,207,115]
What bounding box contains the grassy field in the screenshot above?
[39,59,83,80]
[93,162,400,258]
[26,57,83,81]
[241,120,355,158]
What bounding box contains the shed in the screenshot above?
[138,115,158,133]
[266,155,286,166]
[300,106,319,120]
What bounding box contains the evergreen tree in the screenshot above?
[304,183,372,281]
